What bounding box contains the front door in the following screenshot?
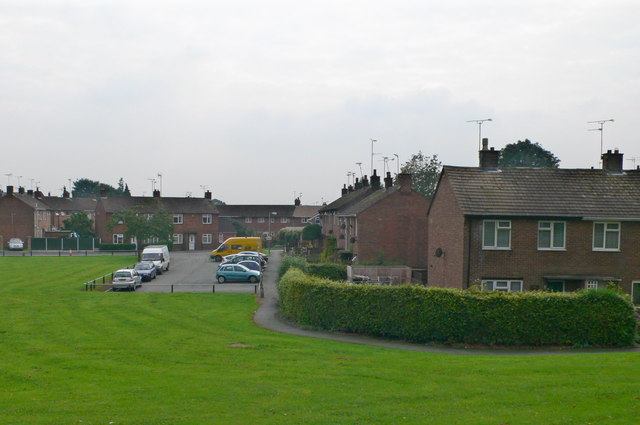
[547,280,564,292]
[188,234,195,251]
[633,281,640,305]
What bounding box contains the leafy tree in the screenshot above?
[62,212,95,237]
[499,139,560,168]
[231,220,254,237]
[301,223,322,240]
[398,152,442,199]
[72,178,132,198]
[106,207,174,258]
[212,199,226,205]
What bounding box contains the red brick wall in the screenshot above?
[427,174,467,288]
[0,197,35,243]
[467,218,640,293]
[356,190,429,267]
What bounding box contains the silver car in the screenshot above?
[112,269,142,291]
[8,238,24,250]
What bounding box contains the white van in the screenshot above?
[141,245,171,274]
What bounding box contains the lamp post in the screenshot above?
[268,211,277,251]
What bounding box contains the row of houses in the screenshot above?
[315,141,640,301]
[0,186,321,252]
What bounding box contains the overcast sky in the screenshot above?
[1,0,638,204]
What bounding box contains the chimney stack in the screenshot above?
[347,184,354,193]
[354,178,362,190]
[479,138,500,169]
[6,185,14,196]
[34,189,44,198]
[362,175,370,187]
[18,186,25,194]
[384,172,393,189]
[294,197,301,206]
[27,189,34,196]
[62,187,70,198]
[371,169,381,190]
[204,190,212,200]
[398,173,413,193]
[602,149,623,173]
[153,189,161,198]
[341,184,348,196]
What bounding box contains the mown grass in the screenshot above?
[0,256,639,425]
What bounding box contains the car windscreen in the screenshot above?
[141,253,161,261]
[114,272,131,278]
[135,264,152,270]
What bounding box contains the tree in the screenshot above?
[231,220,254,237]
[72,178,132,198]
[106,207,174,257]
[398,152,442,199]
[62,212,95,237]
[301,223,322,240]
[499,139,560,168]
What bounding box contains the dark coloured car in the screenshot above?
[238,260,262,273]
[134,262,157,282]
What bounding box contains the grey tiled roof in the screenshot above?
[337,187,399,216]
[443,166,640,218]
[217,205,295,217]
[319,187,376,213]
[11,194,50,210]
[293,205,321,218]
[101,196,218,214]
[43,197,97,211]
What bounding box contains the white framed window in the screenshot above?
[270,217,275,223]
[482,279,523,292]
[538,221,566,250]
[482,220,511,249]
[257,217,265,223]
[218,233,224,243]
[245,217,252,223]
[593,222,620,251]
[202,233,212,244]
[586,280,599,289]
[281,217,289,223]
[301,218,307,223]
[173,233,183,244]
[202,214,212,224]
[173,214,183,225]
[112,234,124,244]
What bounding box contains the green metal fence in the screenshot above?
[31,238,100,251]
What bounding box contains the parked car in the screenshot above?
[134,262,157,282]
[238,251,269,263]
[238,260,262,273]
[112,269,142,291]
[8,238,24,250]
[216,264,261,283]
[229,254,266,269]
[141,245,170,274]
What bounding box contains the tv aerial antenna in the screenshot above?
[588,119,614,158]
[467,119,493,150]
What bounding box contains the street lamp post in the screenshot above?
[268,211,277,251]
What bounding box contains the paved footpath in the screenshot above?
[254,250,640,356]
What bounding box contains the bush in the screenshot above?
[307,263,347,281]
[99,243,136,251]
[278,256,308,278]
[278,270,638,347]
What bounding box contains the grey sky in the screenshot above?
[1,0,638,204]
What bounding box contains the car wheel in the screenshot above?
[217,276,226,283]
[214,255,222,262]
[249,276,257,283]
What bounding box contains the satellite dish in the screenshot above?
[435,248,443,257]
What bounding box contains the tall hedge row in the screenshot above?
[278,255,347,281]
[278,268,637,347]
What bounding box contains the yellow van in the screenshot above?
[210,237,263,261]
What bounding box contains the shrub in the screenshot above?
[278,270,637,347]
[307,263,347,281]
[278,256,308,278]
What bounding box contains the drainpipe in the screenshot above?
[466,217,472,289]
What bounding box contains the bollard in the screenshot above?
[212,285,215,293]
[171,284,174,293]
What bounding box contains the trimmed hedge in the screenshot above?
[278,255,347,281]
[278,268,638,347]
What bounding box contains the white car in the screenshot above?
[112,269,142,291]
[8,238,24,250]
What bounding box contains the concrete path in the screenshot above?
[253,250,640,355]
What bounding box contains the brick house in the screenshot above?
[217,204,300,238]
[43,189,97,235]
[0,186,51,247]
[320,171,429,267]
[428,142,640,302]
[95,190,219,251]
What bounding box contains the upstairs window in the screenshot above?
[245,217,252,223]
[257,217,265,223]
[593,222,620,251]
[538,221,566,250]
[173,214,183,225]
[482,220,511,249]
[202,214,212,224]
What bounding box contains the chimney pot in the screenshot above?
[482,138,489,150]
[384,172,393,189]
[370,169,381,190]
[341,184,348,196]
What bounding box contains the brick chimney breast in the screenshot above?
[153,189,161,198]
[204,190,212,200]
[398,173,412,193]
[6,185,14,195]
[371,170,381,190]
[341,184,348,196]
[602,149,623,173]
[479,138,500,169]
[384,172,393,189]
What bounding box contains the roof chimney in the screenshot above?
[34,188,44,198]
[354,178,362,190]
[341,184,348,196]
[153,189,161,198]
[384,172,393,189]
[6,185,14,196]
[99,189,107,198]
[347,184,354,193]
[62,187,70,198]
[479,138,500,169]
[362,175,370,187]
[294,197,301,206]
[18,186,25,194]
[398,173,412,193]
[27,189,34,196]
[204,190,212,200]
[371,169,381,190]
[602,149,623,173]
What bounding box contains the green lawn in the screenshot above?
[0,257,638,425]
